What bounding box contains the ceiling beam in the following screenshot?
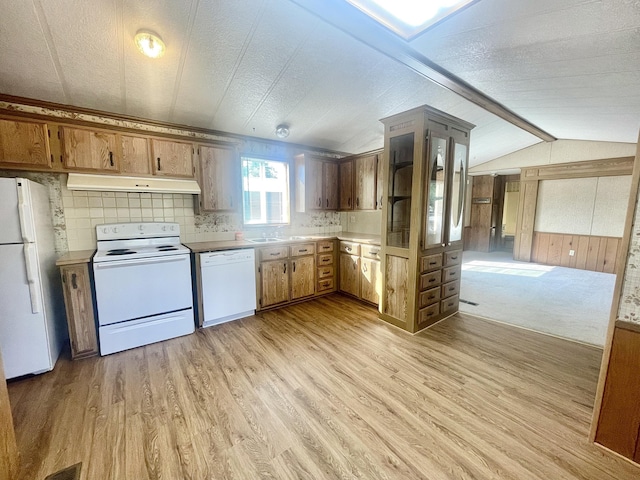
[290,0,557,143]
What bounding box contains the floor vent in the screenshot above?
[44,463,81,480]
[459,299,479,306]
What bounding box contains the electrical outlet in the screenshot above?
[350,215,356,223]
[569,249,575,256]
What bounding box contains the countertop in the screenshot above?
[186,232,381,253]
[56,250,95,266]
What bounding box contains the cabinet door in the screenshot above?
[355,154,376,210]
[291,256,315,300]
[150,138,194,177]
[360,257,380,305]
[121,135,150,175]
[448,132,469,244]
[306,158,324,210]
[0,119,51,169]
[323,161,339,210]
[339,160,353,210]
[376,153,384,210]
[60,264,98,359]
[339,253,360,297]
[260,260,290,308]
[424,129,448,248]
[61,126,118,171]
[200,144,239,211]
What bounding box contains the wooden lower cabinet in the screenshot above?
[60,263,98,359]
[259,260,290,308]
[383,255,408,321]
[339,241,381,306]
[340,253,360,298]
[316,240,337,295]
[291,256,315,300]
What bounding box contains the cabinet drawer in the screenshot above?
[291,243,315,257]
[316,240,334,253]
[317,253,334,266]
[441,280,460,298]
[444,250,463,266]
[361,244,381,260]
[442,265,460,283]
[339,241,360,255]
[441,294,459,313]
[420,270,442,290]
[317,265,334,279]
[418,303,440,326]
[421,253,443,272]
[418,287,441,308]
[317,277,335,292]
[259,246,289,261]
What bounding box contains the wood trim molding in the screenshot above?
[521,156,634,181]
[513,179,538,261]
[590,131,640,442]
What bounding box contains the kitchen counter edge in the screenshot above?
[56,250,96,266]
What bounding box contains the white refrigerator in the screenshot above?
[0,177,66,379]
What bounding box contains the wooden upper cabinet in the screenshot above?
[307,158,324,210]
[323,161,339,210]
[61,126,118,171]
[355,153,377,210]
[339,160,353,210]
[120,135,151,175]
[376,152,384,210]
[150,138,194,177]
[199,144,240,211]
[0,118,51,169]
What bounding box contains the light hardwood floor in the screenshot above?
[8,295,640,479]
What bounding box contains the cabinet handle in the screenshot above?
[109,151,114,166]
[450,271,457,276]
[370,250,379,255]
[157,157,162,171]
[298,249,308,253]
[326,198,328,208]
[318,197,321,207]
[451,256,458,260]
[270,252,280,256]
[356,197,359,207]
[293,261,296,272]
[363,264,367,272]
[283,263,287,274]
[71,273,78,290]
[346,247,351,252]
[429,278,436,283]
[429,261,437,265]
[449,287,455,292]
[348,197,351,207]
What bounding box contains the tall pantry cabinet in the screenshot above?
[379,105,473,333]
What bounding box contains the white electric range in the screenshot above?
[93,222,195,355]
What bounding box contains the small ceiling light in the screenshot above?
[275,124,290,139]
[134,30,166,58]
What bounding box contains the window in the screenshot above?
[241,157,290,225]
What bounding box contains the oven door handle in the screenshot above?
[94,256,188,269]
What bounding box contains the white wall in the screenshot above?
[470,139,636,175]
[535,175,631,237]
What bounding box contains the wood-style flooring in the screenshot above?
[8,295,640,479]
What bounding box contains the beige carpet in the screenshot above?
[459,251,615,346]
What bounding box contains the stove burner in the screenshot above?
[157,246,178,251]
[106,249,135,256]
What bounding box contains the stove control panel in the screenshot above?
[96,222,181,241]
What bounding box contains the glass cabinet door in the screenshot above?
[386,133,414,248]
[424,134,448,248]
[448,141,467,243]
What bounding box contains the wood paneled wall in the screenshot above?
[595,322,640,462]
[531,232,621,273]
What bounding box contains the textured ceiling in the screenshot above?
[0,0,638,167]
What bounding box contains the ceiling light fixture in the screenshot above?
[275,124,290,139]
[134,30,166,59]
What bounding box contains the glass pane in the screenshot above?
[386,133,414,248]
[242,157,290,225]
[425,136,447,247]
[448,142,467,242]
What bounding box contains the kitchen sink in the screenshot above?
[247,238,284,243]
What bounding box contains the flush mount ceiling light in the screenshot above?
[134,30,166,58]
[275,124,290,139]
[344,0,478,40]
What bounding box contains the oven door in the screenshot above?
[93,254,193,326]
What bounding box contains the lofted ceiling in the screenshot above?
[0,0,638,167]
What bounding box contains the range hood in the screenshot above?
[66,173,201,194]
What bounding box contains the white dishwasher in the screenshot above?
[200,249,257,327]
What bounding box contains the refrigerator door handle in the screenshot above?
[24,244,42,313]
[17,182,36,243]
